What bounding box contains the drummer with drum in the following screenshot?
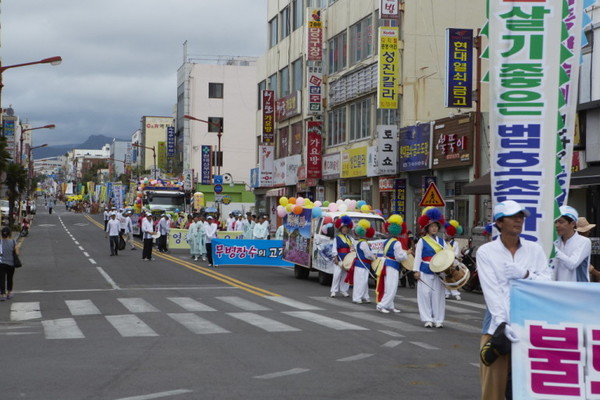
[443,220,464,301]
[330,216,354,298]
[413,207,450,328]
[375,215,412,314]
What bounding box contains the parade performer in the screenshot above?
[477,200,551,399]
[330,216,354,298]
[413,207,449,328]
[244,214,255,240]
[376,215,411,313]
[347,219,376,304]
[444,220,464,300]
[187,215,201,260]
[553,205,591,282]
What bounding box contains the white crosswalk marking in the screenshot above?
[341,311,426,332]
[411,341,440,350]
[66,300,101,316]
[228,312,300,332]
[106,315,158,337]
[216,296,270,311]
[11,302,41,321]
[118,298,160,313]
[168,297,217,312]
[168,313,230,334]
[42,318,85,339]
[264,296,323,310]
[283,311,368,331]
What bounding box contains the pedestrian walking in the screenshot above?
[103,207,110,231]
[157,214,171,252]
[141,213,155,261]
[48,199,54,214]
[124,211,136,250]
[477,200,551,400]
[105,212,121,256]
[0,227,19,301]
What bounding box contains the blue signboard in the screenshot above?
[166,127,175,157]
[445,28,473,108]
[398,124,431,171]
[201,145,212,185]
[211,239,293,267]
[250,168,259,188]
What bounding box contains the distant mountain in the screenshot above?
[32,134,129,159]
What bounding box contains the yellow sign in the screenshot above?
[341,147,367,178]
[168,229,190,249]
[419,182,446,207]
[377,26,399,109]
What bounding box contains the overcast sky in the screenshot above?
[1,0,267,146]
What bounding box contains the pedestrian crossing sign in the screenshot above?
[419,182,445,207]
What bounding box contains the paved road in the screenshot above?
[1,204,485,400]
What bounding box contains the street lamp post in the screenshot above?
[131,143,157,180]
[108,157,129,180]
[28,143,48,196]
[0,57,62,126]
[184,114,223,175]
[19,124,55,165]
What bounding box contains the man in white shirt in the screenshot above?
[553,205,591,282]
[141,214,155,261]
[103,207,110,231]
[204,216,218,267]
[234,215,245,232]
[157,214,171,253]
[253,215,269,239]
[105,213,121,256]
[477,200,552,400]
[226,213,236,231]
[124,211,136,250]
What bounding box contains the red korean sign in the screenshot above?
[262,90,275,143]
[306,9,323,61]
[306,121,322,179]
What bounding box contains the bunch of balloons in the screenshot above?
[277,197,374,218]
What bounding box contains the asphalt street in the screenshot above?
[0,204,486,400]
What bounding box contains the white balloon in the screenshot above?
[339,204,348,212]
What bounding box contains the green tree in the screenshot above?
[4,162,27,227]
[0,136,11,173]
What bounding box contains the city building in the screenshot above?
[139,116,175,176]
[108,139,131,179]
[254,0,486,231]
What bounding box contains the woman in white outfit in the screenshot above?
[330,217,354,298]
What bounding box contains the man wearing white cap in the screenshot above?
[553,205,591,282]
[477,200,551,400]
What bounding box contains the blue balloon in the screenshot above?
[175,209,180,213]
[357,200,366,208]
[312,207,323,218]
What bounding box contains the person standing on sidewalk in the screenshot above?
[105,212,121,256]
[0,227,20,301]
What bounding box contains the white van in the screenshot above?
[291,211,386,285]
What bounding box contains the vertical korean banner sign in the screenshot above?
[306,9,323,61]
[306,121,322,179]
[488,0,582,255]
[262,90,275,143]
[377,27,399,109]
[510,280,600,399]
[445,28,473,108]
[200,145,212,185]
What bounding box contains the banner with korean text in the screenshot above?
[445,28,473,108]
[200,145,212,185]
[488,0,583,255]
[306,9,323,61]
[510,280,600,399]
[377,26,399,109]
[211,239,293,267]
[306,121,322,179]
[377,125,398,175]
[259,145,274,187]
[262,90,275,143]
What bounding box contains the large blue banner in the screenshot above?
[398,124,430,171]
[212,239,293,267]
[511,280,600,399]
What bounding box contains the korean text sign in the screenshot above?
[488,0,582,254]
[306,121,323,179]
[445,28,473,108]
[398,124,431,171]
[511,280,600,399]
[377,27,399,109]
[212,239,293,267]
[262,90,275,143]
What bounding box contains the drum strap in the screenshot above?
[383,239,397,258]
[422,235,444,254]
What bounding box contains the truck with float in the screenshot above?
[132,179,186,235]
[281,201,386,285]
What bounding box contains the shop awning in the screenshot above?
[570,165,600,187]
[265,187,286,197]
[462,172,491,195]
